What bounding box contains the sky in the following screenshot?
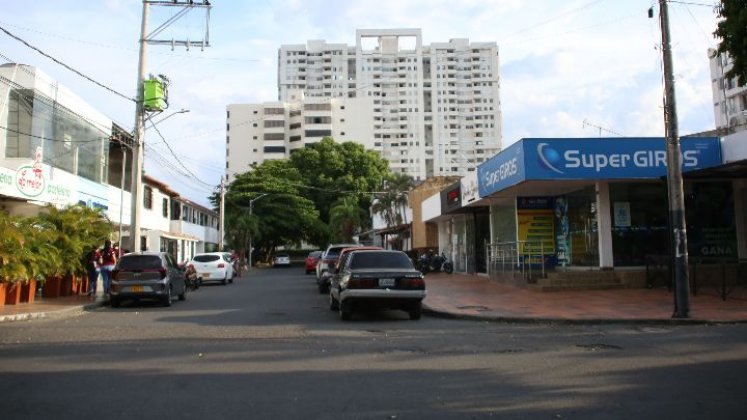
[1,0,723,207]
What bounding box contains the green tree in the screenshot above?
[714,0,747,86]
[289,137,390,244]
[225,160,320,261]
[329,195,367,243]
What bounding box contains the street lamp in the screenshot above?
[146,108,190,128]
[248,193,269,271]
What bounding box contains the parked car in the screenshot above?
[189,252,235,285]
[317,246,383,294]
[273,252,291,267]
[110,251,187,308]
[316,243,361,282]
[305,250,323,274]
[329,250,426,321]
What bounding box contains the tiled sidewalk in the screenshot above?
[423,272,747,323]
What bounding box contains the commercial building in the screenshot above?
[0,63,218,261]
[227,28,502,181]
[422,136,743,290]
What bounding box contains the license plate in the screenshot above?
[130,286,144,293]
[379,278,396,287]
[199,273,209,278]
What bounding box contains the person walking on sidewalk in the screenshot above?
[100,240,117,296]
[85,246,102,297]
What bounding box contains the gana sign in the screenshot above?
[478,137,722,197]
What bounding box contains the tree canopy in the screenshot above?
[223,137,395,252]
[714,0,747,86]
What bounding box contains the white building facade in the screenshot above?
[227,28,502,181]
[709,49,747,132]
[0,64,218,260]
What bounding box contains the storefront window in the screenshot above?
[686,181,736,259]
[610,182,669,266]
[557,186,599,267]
[4,88,109,183]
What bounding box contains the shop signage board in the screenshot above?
[0,162,109,209]
[478,137,722,197]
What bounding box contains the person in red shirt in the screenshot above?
[100,240,117,296]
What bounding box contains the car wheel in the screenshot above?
[221,276,227,286]
[110,297,120,308]
[305,269,311,275]
[163,286,172,307]
[339,301,352,321]
[178,285,186,301]
[408,301,422,320]
[329,291,339,311]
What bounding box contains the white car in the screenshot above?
[189,252,235,285]
[273,253,291,267]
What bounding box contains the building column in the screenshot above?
[734,179,747,259]
[596,181,614,268]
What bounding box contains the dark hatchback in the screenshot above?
[110,251,187,307]
[329,250,426,321]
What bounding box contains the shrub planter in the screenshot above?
[43,276,63,298]
[20,279,37,303]
[0,282,6,307]
[5,282,22,305]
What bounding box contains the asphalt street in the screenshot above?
[1,266,746,419]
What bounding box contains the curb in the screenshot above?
[421,304,743,326]
[0,300,105,324]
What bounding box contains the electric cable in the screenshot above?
[0,24,136,102]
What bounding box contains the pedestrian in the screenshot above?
[85,246,102,297]
[100,239,117,296]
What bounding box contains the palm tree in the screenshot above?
[329,195,365,242]
[372,173,415,228]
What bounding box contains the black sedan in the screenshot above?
[328,250,426,320]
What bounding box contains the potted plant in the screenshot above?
[0,212,28,305]
[38,205,112,296]
[17,216,60,302]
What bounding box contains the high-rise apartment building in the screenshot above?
[709,49,747,133]
[227,29,502,181]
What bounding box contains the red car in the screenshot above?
[305,250,323,274]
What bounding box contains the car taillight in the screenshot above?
[347,278,376,289]
[159,268,167,279]
[401,277,425,288]
[218,263,225,268]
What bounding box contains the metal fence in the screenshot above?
[487,240,554,282]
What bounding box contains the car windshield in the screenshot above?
[309,251,322,258]
[119,255,163,270]
[327,246,353,258]
[277,254,289,258]
[193,255,221,263]
[350,252,414,270]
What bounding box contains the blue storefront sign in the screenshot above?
[478,137,722,197]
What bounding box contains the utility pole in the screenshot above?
[219,178,225,251]
[129,0,211,254]
[129,1,149,253]
[658,0,690,318]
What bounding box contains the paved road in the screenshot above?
[1,267,746,419]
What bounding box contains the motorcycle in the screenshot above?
[416,251,453,275]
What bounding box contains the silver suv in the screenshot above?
[110,251,187,308]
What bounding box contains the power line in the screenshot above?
[0,24,136,102]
